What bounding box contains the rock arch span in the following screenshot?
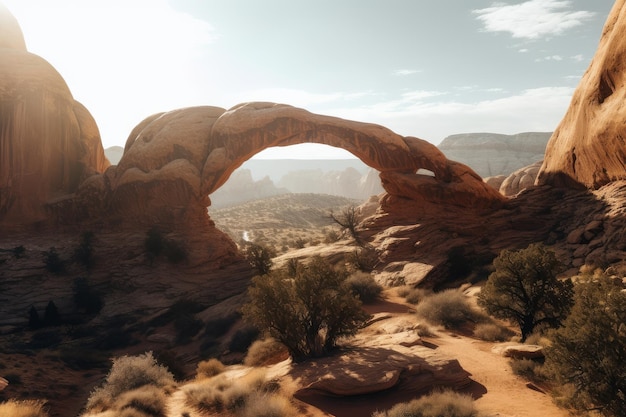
[94,102,503,226]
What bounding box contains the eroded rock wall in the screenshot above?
[0,6,108,227]
[538,0,626,189]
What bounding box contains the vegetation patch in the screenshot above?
[372,389,480,417]
[415,289,486,330]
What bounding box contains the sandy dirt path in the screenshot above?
[432,331,572,417]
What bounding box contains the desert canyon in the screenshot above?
[1,1,626,417]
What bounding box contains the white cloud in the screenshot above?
[393,69,421,76]
[473,0,595,39]
[324,86,574,144]
[535,55,564,62]
[570,54,585,62]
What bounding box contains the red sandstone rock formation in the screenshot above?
[538,0,626,189]
[0,5,109,227]
[92,102,504,229]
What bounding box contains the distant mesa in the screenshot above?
[439,132,550,179]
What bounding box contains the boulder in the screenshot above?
[492,344,545,360]
[538,0,626,189]
[500,161,542,196]
[274,315,471,397]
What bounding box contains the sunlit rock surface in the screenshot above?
[538,0,626,189]
[101,102,503,228]
[0,5,108,227]
[500,161,542,196]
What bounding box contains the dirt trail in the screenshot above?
[432,331,571,417]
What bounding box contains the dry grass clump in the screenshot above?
[113,385,168,417]
[183,369,296,416]
[473,323,515,342]
[372,389,479,417]
[397,286,430,305]
[0,399,49,417]
[509,358,549,387]
[346,272,383,304]
[86,351,176,413]
[244,338,289,367]
[196,358,226,380]
[415,289,486,330]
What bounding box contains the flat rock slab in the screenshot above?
[492,344,544,359]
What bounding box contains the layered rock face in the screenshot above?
[0,5,108,227]
[538,0,626,189]
[439,132,550,178]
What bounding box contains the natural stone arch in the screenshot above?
[103,101,503,226]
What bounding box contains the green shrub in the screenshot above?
[478,243,573,342]
[346,272,382,304]
[242,243,275,275]
[545,275,626,416]
[372,389,479,417]
[415,289,485,330]
[244,338,289,367]
[196,358,225,380]
[473,323,514,342]
[347,247,378,272]
[241,256,370,362]
[0,399,49,417]
[86,352,175,412]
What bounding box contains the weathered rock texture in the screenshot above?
[273,314,470,397]
[439,132,550,178]
[74,102,504,230]
[499,161,542,196]
[0,5,109,227]
[538,0,626,189]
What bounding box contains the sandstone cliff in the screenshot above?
[0,5,109,227]
[538,0,626,188]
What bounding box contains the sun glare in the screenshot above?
[2,0,217,147]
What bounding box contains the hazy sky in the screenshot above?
[3,0,616,158]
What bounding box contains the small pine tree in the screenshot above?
[546,275,626,416]
[242,243,275,275]
[478,243,573,341]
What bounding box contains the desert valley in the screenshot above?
[1,1,626,417]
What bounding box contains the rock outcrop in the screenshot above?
[72,102,504,231]
[538,0,626,189]
[439,132,550,178]
[499,161,543,196]
[273,314,470,397]
[0,5,109,228]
